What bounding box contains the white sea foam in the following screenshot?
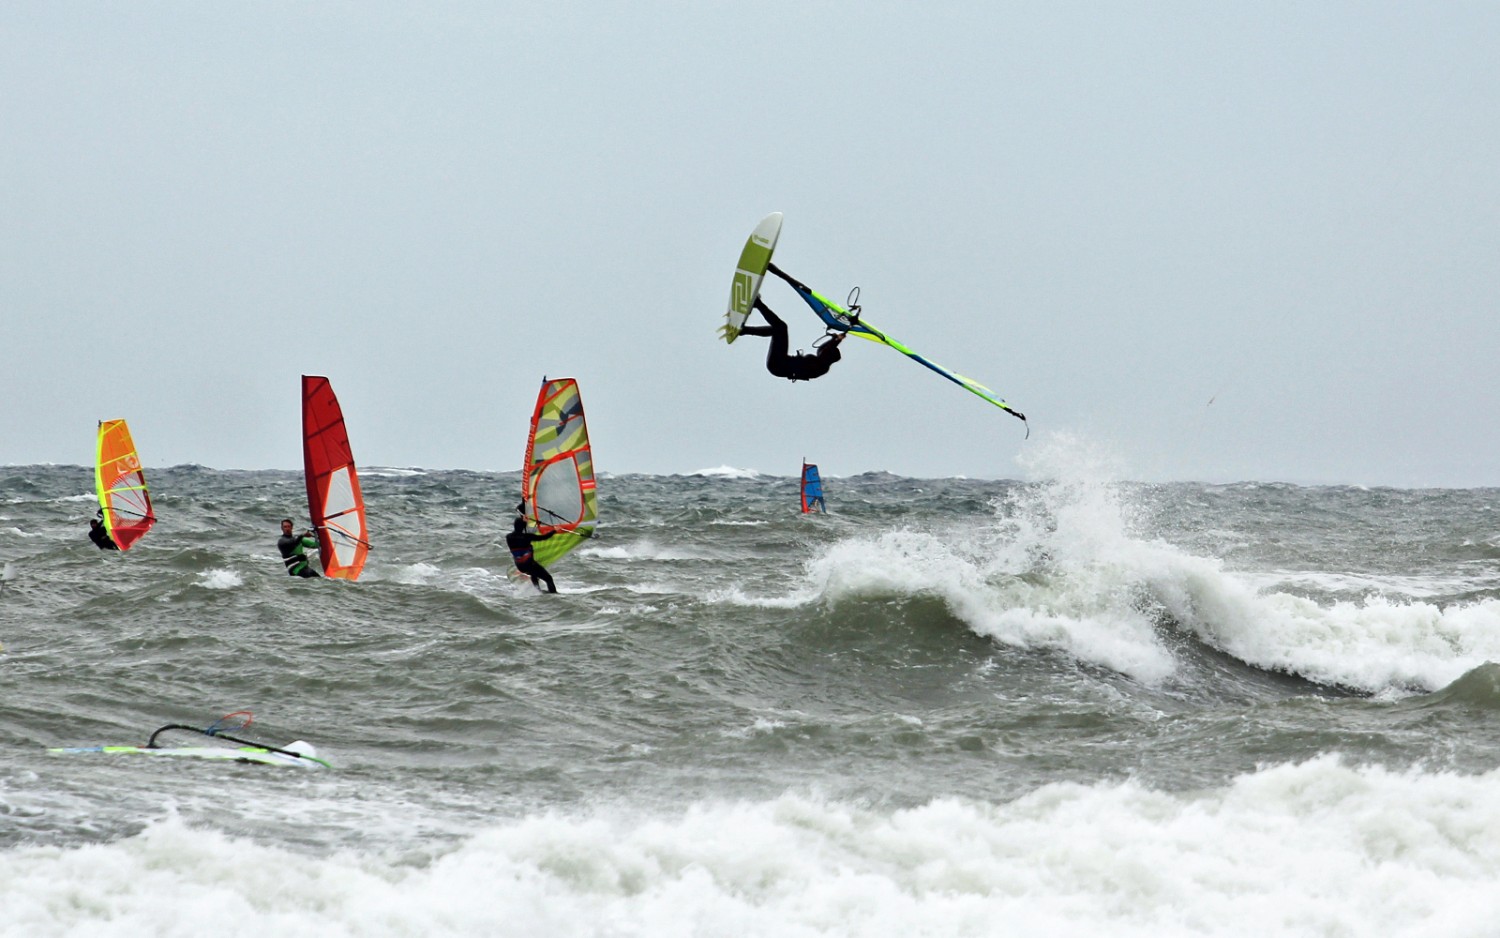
[798,434,1500,692]
[690,465,762,479]
[620,583,679,596]
[197,569,242,590]
[1212,592,1500,693]
[714,584,821,609]
[384,562,446,585]
[4,758,1498,937]
[1250,569,1500,599]
[809,525,1181,683]
[597,604,660,615]
[802,436,1177,682]
[373,563,528,600]
[723,715,792,738]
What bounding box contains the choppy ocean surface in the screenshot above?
[5,451,1500,937]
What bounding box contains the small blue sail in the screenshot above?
[801,462,826,514]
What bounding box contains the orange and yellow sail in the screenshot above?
[94,419,155,551]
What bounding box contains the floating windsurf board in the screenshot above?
[51,740,329,769]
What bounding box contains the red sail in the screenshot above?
[301,375,368,580]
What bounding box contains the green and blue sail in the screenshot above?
[772,264,1028,433]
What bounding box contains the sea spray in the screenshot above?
[999,434,1500,693]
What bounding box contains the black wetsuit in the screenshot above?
[88,520,118,551]
[738,302,842,381]
[506,529,557,593]
[278,532,321,578]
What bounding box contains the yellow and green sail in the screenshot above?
[785,271,1028,431]
[520,378,597,566]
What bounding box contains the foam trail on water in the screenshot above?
[576,540,712,561]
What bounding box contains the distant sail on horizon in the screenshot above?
[801,461,826,514]
[302,375,369,580]
[521,377,597,566]
[95,419,155,550]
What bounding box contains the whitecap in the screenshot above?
[10,761,1497,936]
[690,466,762,479]
[197,569,242,590]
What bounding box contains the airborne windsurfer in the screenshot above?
[278,519,321,578]
[507,517,557,593]
[737,298,846,382]
[88,510,119,550]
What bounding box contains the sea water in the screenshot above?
[4,446,1500,937]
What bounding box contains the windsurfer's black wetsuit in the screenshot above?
[506,529,557,593]
[278,532,321,578]
[738,300,843,381]
[88,519,118,551]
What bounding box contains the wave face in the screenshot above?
[4,460,1500,935]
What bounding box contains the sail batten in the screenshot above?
[301,376,369,580]
[95,419,156,551]
[521,377,597,567]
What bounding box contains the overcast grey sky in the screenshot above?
[4,2,1497,484]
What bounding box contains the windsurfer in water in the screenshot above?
[88,510,118,550]
[507,517,557,593]
[738,298,846,382]
[277,519,321,578]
